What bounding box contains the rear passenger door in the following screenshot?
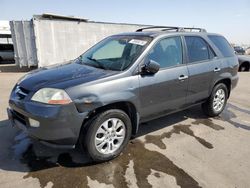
[184,36,219,105]
[139,36,189,120]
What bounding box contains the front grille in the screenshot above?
[12,110,27,125]
[15,86,29,99]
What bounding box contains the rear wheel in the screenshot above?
[202,83,228,117]
[80,109,132,162]
[239,62,250,72]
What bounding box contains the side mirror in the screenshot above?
[142,60,160,74]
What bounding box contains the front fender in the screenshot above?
[67,75,140,114]
[74,90,139,113]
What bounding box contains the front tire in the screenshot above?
[81,109,132,162]
[202,83,228,117]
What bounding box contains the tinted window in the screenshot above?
[148,37,182,68]
[185,36,210,63]
[208,35,234,57]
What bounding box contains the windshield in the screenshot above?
[76,35,152,71]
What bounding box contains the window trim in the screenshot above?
[184,35,218,65]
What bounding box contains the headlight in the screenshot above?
[31,88,72,104]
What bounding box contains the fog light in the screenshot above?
[29,118,40,128]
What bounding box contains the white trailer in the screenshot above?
[10,14,146,67]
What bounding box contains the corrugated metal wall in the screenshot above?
[10,21,37,67]
[10,18,145,67]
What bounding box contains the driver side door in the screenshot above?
[138,36,189,121]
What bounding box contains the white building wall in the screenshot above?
[11,18,146,67]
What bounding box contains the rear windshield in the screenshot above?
[208,35,234,57]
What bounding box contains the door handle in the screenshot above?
[178,75,188,81]
[214,67,221,72]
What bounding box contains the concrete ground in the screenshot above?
[0,64,250,188]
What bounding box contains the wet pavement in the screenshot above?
[0,67,250,188]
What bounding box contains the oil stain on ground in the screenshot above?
[22,139,202,188]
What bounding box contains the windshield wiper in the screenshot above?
[86,57,106,70]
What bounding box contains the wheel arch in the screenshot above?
[78,101,139,144]
[214,78,231,98]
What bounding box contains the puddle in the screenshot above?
[12,132,31,158]
[145,124,213,149]
[192,119,224,131]
[15,105,246,188]
[0,120,10,128]
[20,139,201,188]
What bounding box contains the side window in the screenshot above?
[208,35,235,57]
[148,37,182,68]
[185,36,211,63]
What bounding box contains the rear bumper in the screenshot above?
[231,74,239,90]
[8,99,88,147]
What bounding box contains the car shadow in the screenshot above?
[136,105,205,138]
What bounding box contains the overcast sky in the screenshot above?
[1,0,250,45]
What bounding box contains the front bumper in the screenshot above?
[8,98,88,147]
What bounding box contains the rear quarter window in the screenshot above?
[208,35,234,57]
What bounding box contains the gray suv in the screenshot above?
[7,26,238,162]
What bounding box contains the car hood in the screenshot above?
[18,61,118,91]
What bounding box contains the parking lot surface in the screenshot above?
[0,64,250,188]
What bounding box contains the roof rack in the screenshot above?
[136,26,180,32]
[181,27,207,32]
[136,26,206,33]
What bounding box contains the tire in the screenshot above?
[202,83,228,117]
[239,63,250,72]
[239,65,246,72]
[80,109,132,162]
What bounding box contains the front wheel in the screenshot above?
[81,109,132,162]
[202,83,228,117]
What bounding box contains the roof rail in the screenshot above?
[136,26,206,33]
[181,27,207,32]
[136,26,180,32]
